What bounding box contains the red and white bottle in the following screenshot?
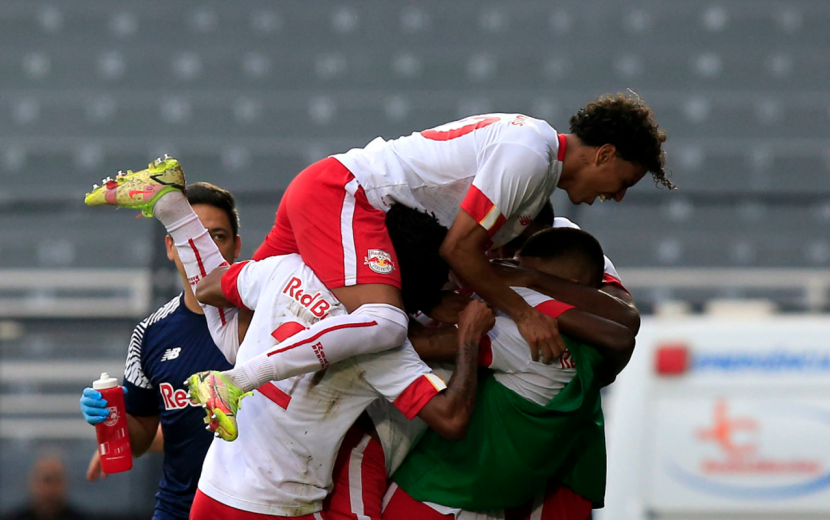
[93,372,133,474]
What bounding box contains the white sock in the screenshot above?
[224,303,409,391]
[154,192,241,364]
[153,191,193,228]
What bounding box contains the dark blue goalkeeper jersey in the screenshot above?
[123,294,232,520]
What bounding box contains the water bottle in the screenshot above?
[92,372,133,474]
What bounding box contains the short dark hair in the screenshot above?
[385,204,449,315]
[186,182,240,237]
[570,93,673,190]
[519,227,605,287]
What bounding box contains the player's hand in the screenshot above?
[457,300,496,343]
[79,387,127,425]
[515,308,566,364]
[86,449,107,481]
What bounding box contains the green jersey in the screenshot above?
[392,335,606,511]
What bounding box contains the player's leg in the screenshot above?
[324,424,387,520]
[503,481,592,520]
[216,158,409,391]
[83,157,240,361]
[381,484,452,520]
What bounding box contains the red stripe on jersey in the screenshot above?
[257,382,292,410]
[393,375,442,420]
[557,133,567,162]
[218,308,227,326]
[534,299,575,319]
[220,261,252,310]
[460,185,506,237]
[602,273,629,294]
[421,116,500,141]
[267,320,378,356]
[271,321,307,343]
[479,334,493,368]
[188,238,208,277]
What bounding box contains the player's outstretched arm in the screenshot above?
[490,260,640,334]
[441,211,566,364]
[195,264,232,307]
[555,309,636,385]
[415,300,494,440]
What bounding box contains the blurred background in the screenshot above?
[0,1,829,519]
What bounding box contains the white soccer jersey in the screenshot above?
[370,287,577,480]
[482,287,578,406]
[333,114,565,247]
[198,254,447,516]
[553,216,626,290]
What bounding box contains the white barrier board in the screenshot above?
[601,316,830,520]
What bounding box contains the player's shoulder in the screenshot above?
[553,216,581,230]
[136,294,184,334]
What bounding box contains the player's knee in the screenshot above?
[352,303,409,348]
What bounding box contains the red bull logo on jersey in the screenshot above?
[666,398,829,500]
[160,382,199,410]
[364,249,395,274]
[282,277,333,318]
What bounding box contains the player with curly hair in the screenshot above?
[215,93,668,394]
[85,95,669,444]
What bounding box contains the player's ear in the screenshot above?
[234,235,242,260]
[165,235,176,262]
[596,144,616,166]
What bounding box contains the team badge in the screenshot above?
[364,249,395,274]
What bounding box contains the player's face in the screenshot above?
[192,203,241,264]
[566,146,647,206]
[166,204,241,271]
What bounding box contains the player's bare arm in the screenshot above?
[415,300,494,440]
[555,309,636,386]
[441,210,566,364]
[126,414,161,457]
[600,283,636,308]
[408,321,460,363]
[195,265,231,307]
[490,260,640,334]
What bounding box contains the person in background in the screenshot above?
[5,453,88,520]
[79,182,247,520]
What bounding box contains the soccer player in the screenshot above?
[383,227,636,519]
[83,165,494,519]
[85,93,667,439]
[246,94,668,374]
[335,218,637,520]
[78,182,246,520]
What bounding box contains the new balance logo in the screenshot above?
[161,347,181,362]
[519,215,533,226]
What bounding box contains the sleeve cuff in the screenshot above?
[220,261,252,310]
[534,299,575,319]
[393,373,447,420]
[478,334,493,368]
[460,185,506,237]
[602,273,629,294]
